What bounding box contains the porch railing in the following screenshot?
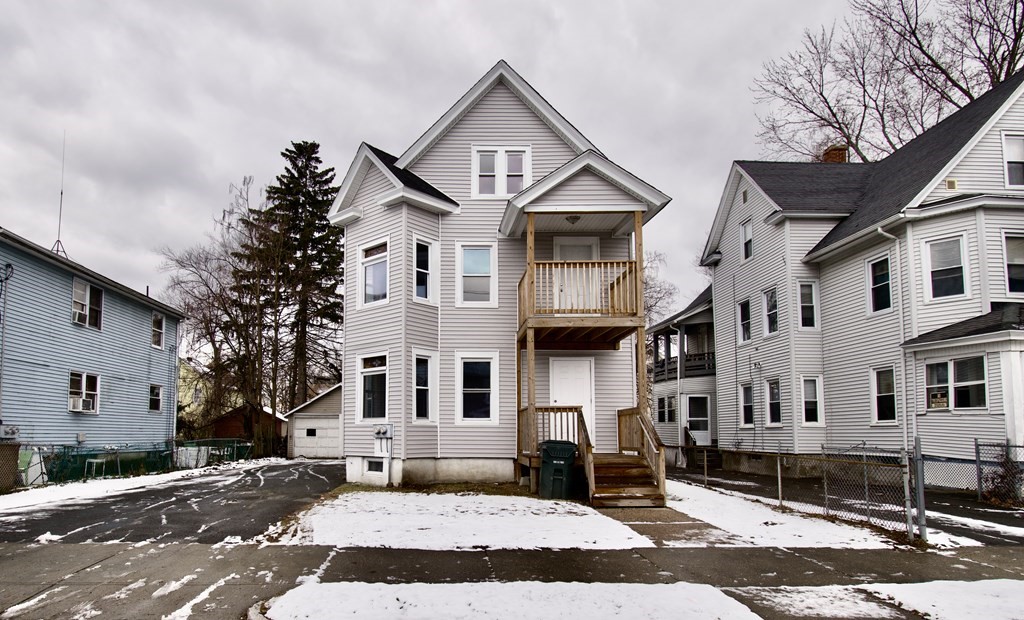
[683,352,716,377]
[577,409,596,502]
[617,407,666,497]
[518,260,638,322]
[517,405,586,457]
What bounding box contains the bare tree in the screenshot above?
[756,0,1024,162]
[643,250,679,326]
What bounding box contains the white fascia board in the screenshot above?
[902,330,1024,352]
[901,79,1024,214]
[283,382,344,417]
[907,194,1024,218]
[376,187,459,215]
[396,60,599,169]
[327,144,405,227]
[764,210,851,226]
[671,302,714,327]
[803,213,906,263]
[702,163,748,261]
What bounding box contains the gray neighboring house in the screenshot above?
[0,227,183,448]
[327,60,672,502]
[700,69,1024,468]
[285,382,342,459]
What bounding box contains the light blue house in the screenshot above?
[0,227,183,448]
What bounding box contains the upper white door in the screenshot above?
[553,237,600,311]
[549,357,597,449]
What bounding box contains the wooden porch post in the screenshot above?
[634,210,648,414]
[527,326,538,493]
[526,213,536,316]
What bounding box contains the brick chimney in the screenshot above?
[820,144,849,163]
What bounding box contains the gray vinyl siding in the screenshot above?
[819,239,905,450]
[908,211,984,335]
[404,207,442,459]
[287,386,342,458]
[529,169,646,209]
[652,379,679,446]
[533,234,630,261]
[342,166,406,457]
[711,177,795,452]
[924,95,1024,203]
[983,208,1024,304]
[0,241,179,447]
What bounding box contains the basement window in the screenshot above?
[366,459,384,473]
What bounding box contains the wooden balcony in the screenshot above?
[682,352,716,377]
[517,260,643,349]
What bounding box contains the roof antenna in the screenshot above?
[51,131,68,258]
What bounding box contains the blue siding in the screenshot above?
[0,242,179,447]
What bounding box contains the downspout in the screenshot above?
[877,226,910,452]
[0,264,13,425]
[436,212,442,460]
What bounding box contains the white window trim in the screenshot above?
[737,299,752,345]
[800,375,825,427]
[762,287,779,337]
[152,312,165,349]
[71,278,104,330]
[870,365,898,426]
[1001,230,1024,298]
[456,242,499,308]
[1000,131,1024,190]
[365,458,386,475]
[412,235,439,306]
[412,347,439,425]
[925,355,989,413]
[922,234,970,303]
[764,378,782,428]
[797,280,820,331]
[470,144,533,199]
[68,371,100,415]
[740,219,753,261]
[358,236,390,309]
[357,351,389,423]
[455,350,499,426]
[865,253,894,316]
[739,382,754,428]
[149,384,163,413]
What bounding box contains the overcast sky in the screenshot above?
[1,0,849,311]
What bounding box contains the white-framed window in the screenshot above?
[798,281,819,329]
[866,255,892,313]
[359,238,389,307]
[456,242,498,307]
[413,236,438,304]
[359,353,388,420]
[471,145,532,198]
[152,313,165,348]
[71,278,103,329]
[872,367,897,424]
[657,396,676,423]
[801,376,823,426]
[765,379,781,426]
[1003,233,1024,294]
[366,459,385,473]
[737,300,751,343]
[149,385,163,412]
[68,371,99,413]
[925,356,987,411]
[740,383,754,426]
[925,236,966,300]
[1003,133,1024,187]
[455,351,499,424]
[413,348,439,423]
[762,288,778,335]
[740,220,753,260]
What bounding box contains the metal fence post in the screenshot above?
[901,448,914,541]
[975,438,983,501]
[863,451,871,525]
[822,444,830,517]
[914,436,928,543]
[777,447,783,508]
[703,448,708,487]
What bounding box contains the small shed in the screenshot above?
[285,383,343,459]
[202,404,287,457]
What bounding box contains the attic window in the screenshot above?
[1006,135,1024,187]
[471,146,531,198]
[742,190,748,203]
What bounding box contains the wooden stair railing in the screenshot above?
[577,409,596,502]
[617,407,666,499]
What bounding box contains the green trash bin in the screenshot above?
[539,440,577,499]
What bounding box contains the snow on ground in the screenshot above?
[264,581,759,619]
[727,585,902,618]
[0,458,287,514]
[865,579,1024,620]
[927,510,1024,539]
[273,491,653,550]
[665,480,892,549]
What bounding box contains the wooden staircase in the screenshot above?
[590,453,666,507]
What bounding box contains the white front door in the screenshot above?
[686,395,711,446]
[553,237,600,311]
[549,357,596,448]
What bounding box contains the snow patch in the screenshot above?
[864,578,1024,619]
[161,573,237,620]
[1,586,67,618]
[152,573,199,598]
[104,578,147,600]
[730,585,901,618]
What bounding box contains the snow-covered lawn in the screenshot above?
[271,491,653,550]
[264,581,759,619]
[0,458,287,514]
[665,480,893,549]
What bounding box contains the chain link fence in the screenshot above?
[174,439,253,469]
[977,441,1024,506]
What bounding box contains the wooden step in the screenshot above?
[594,466,655,478]
[594,484,662,495]
[591,493,666,508]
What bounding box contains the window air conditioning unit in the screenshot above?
[69,397,83,411]
[81,399,94,412]
[73,311,88,324]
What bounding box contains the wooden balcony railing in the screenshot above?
[518,260,638,323]
[617,407,666,498]
[683,352,716,377]
[652,358,679,383]
[517,405,585,457]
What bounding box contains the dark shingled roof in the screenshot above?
[364,144,457,206]
[736,161,870,214]
[903,303,1024,347]
[649,284,712,333]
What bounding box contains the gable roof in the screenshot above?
[902,303,1024,348]
[499,150,671,237]
[328,143,457,226]
[395,60,600,169]
[735,161,869,214]
[283,382,343,418]
[808,69,1024,258]
[0,226,185,319]
[648,284,712,333]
